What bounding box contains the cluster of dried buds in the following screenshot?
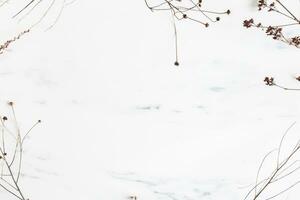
[244,0,300,48]
[264,76,275,86]
[145,0,230,65]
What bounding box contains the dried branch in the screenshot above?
[145,0,230,65]
[244,1,300,90]
[244,0,300,48]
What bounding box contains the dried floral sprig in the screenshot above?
[145,0,230,65]
[0,30,30,55]
[0,102,41,200]
[244,0,300,48]
[263,76,300,91]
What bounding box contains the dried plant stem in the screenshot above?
[30,0,56,29]
[245,123,300,200]
[145,0,230,65]
[0,147,25,200]
[263,77,300,91]
[0,30,30,55]
[275,0,299,22]
[273,83,300,91]
[244,0,300,47]
[0,0,9,8]
[18,0,43,22]
[171,11,179,66]
[45,0,66,30]
[12,0,35,18]
[0,102,41,200]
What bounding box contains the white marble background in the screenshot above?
[0,0,300,199]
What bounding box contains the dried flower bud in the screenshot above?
[264,77,275,86]
[243,19,254,28]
